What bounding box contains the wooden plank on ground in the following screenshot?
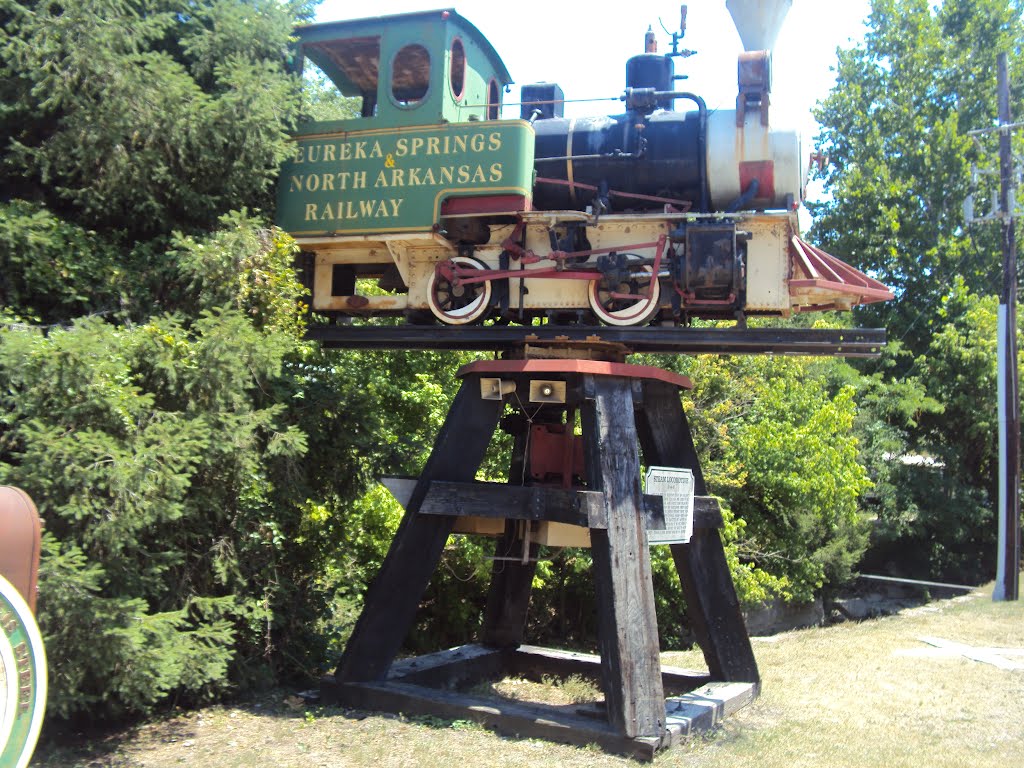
[510,645,710,696]
[333,680,662,761]
[387,644,509,688]
[661,682,759,747]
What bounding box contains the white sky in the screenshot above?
[315,0,875,203]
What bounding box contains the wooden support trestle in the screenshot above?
[326,358,759,759]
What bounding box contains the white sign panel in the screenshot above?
[644,466,695,545]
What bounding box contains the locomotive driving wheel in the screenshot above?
[427,255,493,325]
[588,264,662,326]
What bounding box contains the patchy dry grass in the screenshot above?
[32,583,1024,768]
[472,674,603,707]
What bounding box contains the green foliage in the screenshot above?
[0,0,306,240]
[859,280,1024,581]
[173,211,309,340]
[664,350,873,602]
[302,67,363,122]
[812,0,1024,344]
[0,308,308,717]
[0,201,122,323]
[814,0,1024,581]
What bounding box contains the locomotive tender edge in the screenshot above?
[277,6,892,327]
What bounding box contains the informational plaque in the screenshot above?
[644,466,695,545]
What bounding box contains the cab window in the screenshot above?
[449,39,466,101]
[392,44,431,106]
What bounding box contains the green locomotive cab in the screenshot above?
[276,9,536,240]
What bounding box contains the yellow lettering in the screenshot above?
[411,137,425,155]
[370,141,383,158]
[320,173,335,191]
[375,170,389,188]
[289,175,305,193]
[391,169,405,187]
[489,132,502,151]
[454,135,467,153]
[359,200,377,217]
[490,162,503,182]
[390,199,403,216]
[319,203,335,220]
[440,167,454,184]
[340,142,352,161]
[352,171,367,189]
[472,165,487,183]
[306,174,320,192]
[337,171,350,190]
[375,199,390,217]
[307,144,322,163]
[323,144,336,162]
[395,138,408,157]
[470,133,485,152]
[294,145,305,163]
[457,165,470,183]
[305,203,318,221]
[354,141,367,160]
[427,137,441,155]
[423,168,437,185]
[408,168,422,186]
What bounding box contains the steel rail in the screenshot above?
[305,325,887,357]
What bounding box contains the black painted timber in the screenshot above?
[333,377,503,683]
[582,375,666,739]
[306,324,887,356]
[419,480,667,530]
[636,380,760,685]
[482,429,538,650]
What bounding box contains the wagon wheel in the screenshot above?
[587,264,662,326]
[427,255,493,325]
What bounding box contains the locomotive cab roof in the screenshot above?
[294,8,512,131]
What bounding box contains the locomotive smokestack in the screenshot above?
[726,0,793,52]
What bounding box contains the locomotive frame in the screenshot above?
[277,7,892,330]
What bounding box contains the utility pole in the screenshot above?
[994,52,1020,601]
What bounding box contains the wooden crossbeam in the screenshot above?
[419,480,725,531]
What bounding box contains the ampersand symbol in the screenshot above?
[384,154,395,168]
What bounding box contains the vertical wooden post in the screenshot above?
[335,376,503,683]
[482,424,540,648]
[581,375,665,739]
[636,380,759,684]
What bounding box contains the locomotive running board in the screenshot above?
[305,325,887,357]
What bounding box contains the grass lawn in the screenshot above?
[33,583,1024,767]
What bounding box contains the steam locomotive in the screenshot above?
[276,1,891,327]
